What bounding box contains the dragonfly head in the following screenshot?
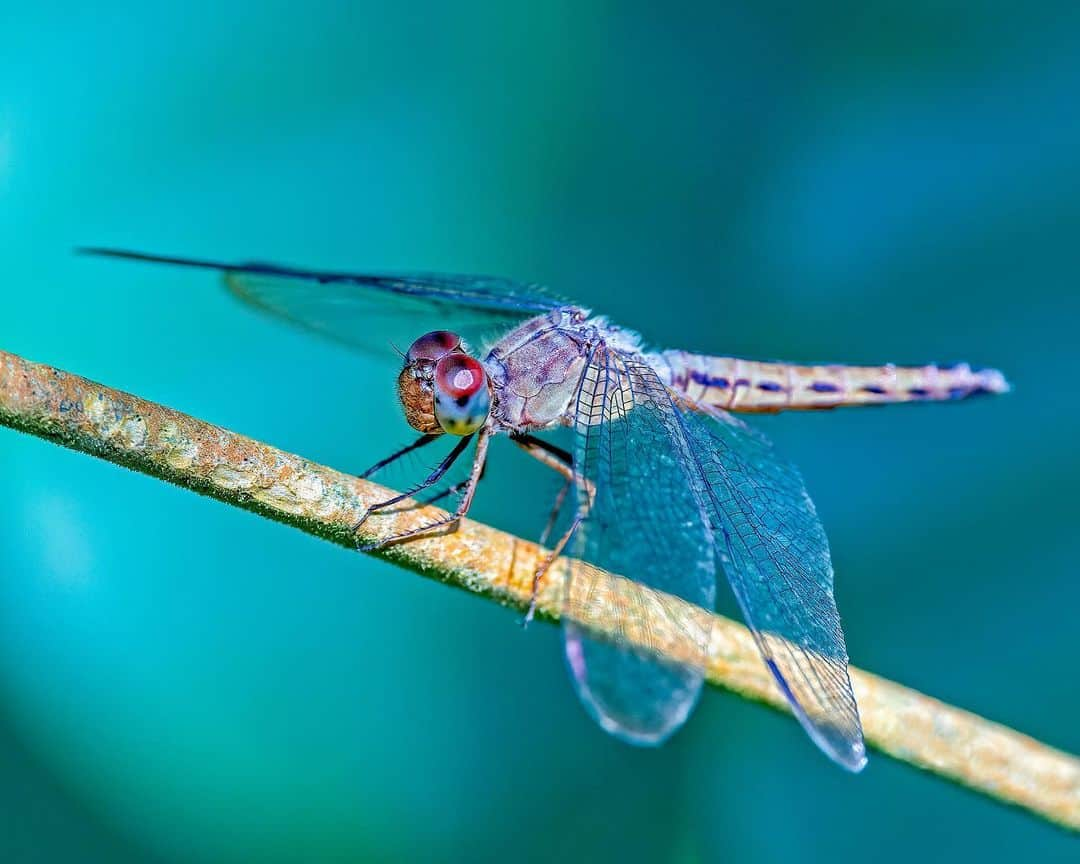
[398,330,491,436]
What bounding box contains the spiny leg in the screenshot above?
[358,427,491,552]
[512,435,576,547]
[360,433,440,479]
[420,460,488,507]
[353,433,472,544]
[511,434,595,624]
[524,510,587,625]
[511,433,573,474]
[539,477,572,547]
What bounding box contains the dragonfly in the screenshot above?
[82,247,1009,771]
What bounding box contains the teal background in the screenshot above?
[1,3,1078,861]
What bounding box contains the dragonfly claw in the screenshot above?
[351,511,379,551]
[356,516,464,554]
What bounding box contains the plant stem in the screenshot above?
[1,347,1076,831]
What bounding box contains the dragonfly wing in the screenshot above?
[80,248,563,358]
[680,406,866,770]
[222,268,555,359]
[563,344,864,766]
[563,346,716,745]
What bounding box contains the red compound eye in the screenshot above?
[433,354,490,435]
[406,330,462,363]
[435,354,485,398]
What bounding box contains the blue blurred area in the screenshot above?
[1,2,1078,861]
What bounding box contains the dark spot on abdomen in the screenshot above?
[689,371,729,389]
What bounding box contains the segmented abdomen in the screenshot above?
[653,351,1009,413]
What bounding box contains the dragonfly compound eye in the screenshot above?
[398,331,470,434]
[406,330,463,363]
[433,354,491,435]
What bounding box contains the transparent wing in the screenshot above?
[80,248,563,357]
[680,405,866,770]
[563,344,864,766]
[563,346,716,745]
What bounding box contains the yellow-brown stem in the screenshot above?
[0,348,1074,831]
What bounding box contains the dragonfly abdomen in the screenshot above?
[655,351,1009,412]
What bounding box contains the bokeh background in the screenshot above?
[1,2,1078,862]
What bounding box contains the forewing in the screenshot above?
[81,248,562,357]
[680,406,866,770]
[563,347,715,745]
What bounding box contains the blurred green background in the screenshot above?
[1,2,1078,861]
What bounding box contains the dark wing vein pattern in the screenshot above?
[678,405,866,770]
[563,345,715,744]
[563,344,864,767]
[80,248,562,358]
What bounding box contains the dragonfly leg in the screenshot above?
[539,476,572,547]
[511,434,595,624]
[523,510,586,624]
[357,427,490,552]
[511,433,574,483]
[352,434,472,541]
[360,433,440,479]
[418,459,488,508]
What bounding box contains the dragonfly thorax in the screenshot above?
[398,330,492,436]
